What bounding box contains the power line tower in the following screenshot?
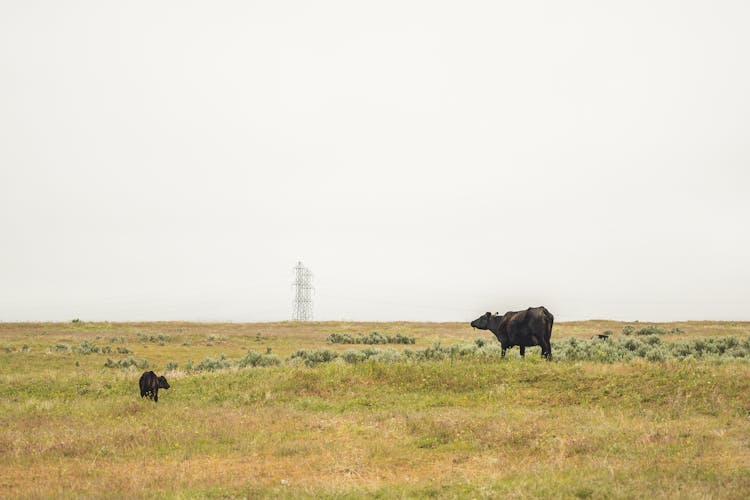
[292,261,314,321]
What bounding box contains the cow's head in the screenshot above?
[157,376,170,389]
[470,312,493,330]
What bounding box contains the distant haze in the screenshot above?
[1,1,748,322]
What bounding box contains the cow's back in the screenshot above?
[500,307,552,346]
[139,371,157,397]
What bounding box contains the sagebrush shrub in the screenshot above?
[195,355,232,372]
[239,350,280,368]
[290,349,339,367]
[137,333,172,343]
[326,332,415,345]
[103,357,149,369]
[77,340,99,354]
[634,325,658,335]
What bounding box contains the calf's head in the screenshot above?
[157,376,170,389]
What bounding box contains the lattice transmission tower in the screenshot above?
[292,261,314,321]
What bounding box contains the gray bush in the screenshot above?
[104,357,149,369]
[327,332,415,345]
[239,350,281,368]
[74,340,100,354]
[290,349,339,367]
[137,333,172,344]
[195,354,232,372]
[552,336,750,362]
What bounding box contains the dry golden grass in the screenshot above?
[1,320,750,498]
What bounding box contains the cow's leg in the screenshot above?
[519,346,525,357]
[501,347,506,358]
[542,339,552,361]
[154,389,158,403]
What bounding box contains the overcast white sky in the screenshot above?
[1,1,748,323]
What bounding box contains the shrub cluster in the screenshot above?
[287,336,750,367]
[2,344,33,353]
[137,333,172,344]
[104,357,149,369]
[239,350,281,368]
[290,349,339,367]
[177,351,281,372]
[553,336,750,362]
[194,355,233,372]
[52,340,115,355]
[622,325,683,336]
[73,340,112,355]
[326,332,416,345]
[102,336,750,372]
[291,343,507,366]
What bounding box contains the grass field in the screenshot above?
[2,320,750,498]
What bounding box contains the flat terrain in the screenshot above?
[2,320,750,498]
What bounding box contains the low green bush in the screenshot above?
[290,336,750,367]
[239,350,281,368]
[622,325,684,336]
[137,333,172,344]
[103,357,149,369]
[326,332,415,345]
[553,336,750,362]
[194,355,232,372]
[290,349,339,367]
[74,340,100,354]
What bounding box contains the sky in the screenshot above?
[1,1,749,323]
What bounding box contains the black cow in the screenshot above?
[139,371,170,402]
[471,306,554,360]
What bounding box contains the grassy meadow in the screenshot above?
[2,320,750,498]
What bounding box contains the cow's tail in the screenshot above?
[542,307,554,360]
[543,307,554,339]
